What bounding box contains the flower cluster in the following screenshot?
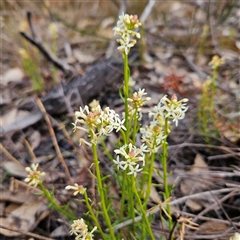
[65,183,86,196]
[127,88,151,120]
[230,232,240,240]
[24,163,45,187]
[70,218,97,240]
[141,95,188,153]
[73,100,126,146]
[127,88,151,111]
[150,94,189,127]
[209,55,225,69]
[113,13,141,55]
[113,143,148,177]
[140,120,166,153]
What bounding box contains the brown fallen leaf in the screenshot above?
[3,161,26,178]
[73,50,96,64]
[0,197,49,237]
[180,154,213,211]
[50,225,69,238]
[190,153,208,174]
[180,154,209,195]
[197,220,228,234]
[28,130,41,150]
[2,68,24,85]
[0,189,37,203]
[1,109,43,134]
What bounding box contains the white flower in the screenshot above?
[149,95,188,126]
[160,95,188,126]
[209,55,225,69]
[127,164,143,177]
[114,118,126,132]
[73,102,126,145]
[117,36,136,55]
[70,218,97,240]
[65,183,86,196]
[79,138,92,147]
[139,143,150,153]
[127,88,151,110]
[113,13,141,56]
[230,232,240,240]
[121,158,137,170]
[114,143,145,176]
[24,163,45,187]
[113,156,123,170]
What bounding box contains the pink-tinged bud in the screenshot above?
[88,112,94,118]
[171,94,178,102]
[129,150,135,157]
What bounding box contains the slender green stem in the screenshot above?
[132,110,138,144]
[145,152,155,205]
[38,182,76,221]
[123,53,130,142]
[161,118,172,232]
[210,67,217,114]
[91,143,116,240]
[84,191,105,238]
[120,170,127,221]
[132,182,155,240]
[128,175,135,231]
[142,152,155,239]
[120,129,127,144]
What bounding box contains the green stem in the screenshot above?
[132,182,155,240]
[120,170,127,221]
[161,118,173,232]
[210,67,218,115]
[132,110,138,144]
[128,175,135,231]
[91,143,116,240]
[145,152,155,205]
[84,191,105,238]
[38,182,76,221]
[123,53,130,142]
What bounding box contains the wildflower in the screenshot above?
[114,117,126,132]
[127,164,143,177]
[73,101,126,145]
[161,94,188,126]
[126,89,151,121]
[48,22,58,36]
[140,120,166,153]
[113,13,141,56]
[79,138,92,147]
[116,36,136,55]
[127,88,151,111]
[150,95,188,127]
[230,232,240,240]
[70,218,97,240]
[113,143,146,176]
[141,94,188,152]
[65,183,86,196]
[209,55,225,69]
[113,155,124,170]
[18,48,29,59]
[24,163,45,187]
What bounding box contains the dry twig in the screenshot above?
[36,98,73,184]
[20,11,75,74]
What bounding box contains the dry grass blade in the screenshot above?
[36,98,73,184]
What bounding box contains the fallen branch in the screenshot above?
[20,11,75,74]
